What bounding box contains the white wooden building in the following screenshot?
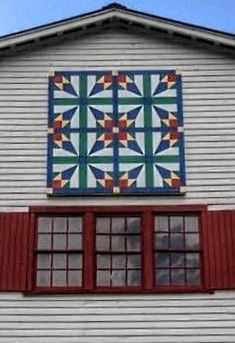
[0,3,235,342]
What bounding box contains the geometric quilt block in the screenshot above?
[47,70,186,195]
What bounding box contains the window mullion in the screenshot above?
[83,212,95,290]
[143,210,154,290]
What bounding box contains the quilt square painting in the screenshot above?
[47,70,185,195]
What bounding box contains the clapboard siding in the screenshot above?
[0,292,234,342]
[0,28,235,211]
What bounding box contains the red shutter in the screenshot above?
[0,212,34,291]
[202,210,235,290]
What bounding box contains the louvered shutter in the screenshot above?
[202,210,235,290]
[0,212,34,291]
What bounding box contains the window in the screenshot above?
[36,216,83,288]
[34,208,203,293]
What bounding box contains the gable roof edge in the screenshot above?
[0,5,235,51]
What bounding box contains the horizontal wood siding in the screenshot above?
[0,28,235,210]
[0,292,235,342]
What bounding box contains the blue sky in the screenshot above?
[0,0,234,37]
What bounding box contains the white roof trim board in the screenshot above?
[0,3,235,51]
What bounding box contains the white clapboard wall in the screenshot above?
[0,28,235,211]
[0,291,235,342]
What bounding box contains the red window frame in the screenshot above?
[30,205,206,294]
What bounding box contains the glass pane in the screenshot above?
[170,216,183,233]
[127,235,140,251]
[96,218,110,233]
[53,234,66,249]
[97,254,111,268]
[37,270,50,287]
[68,217,82,233]
[68,270,82,286]
[185,234,199,249]
[112,218,125,233]
[155,253,170,268]
[155,216,168,232]
[171,253,185,268]
[37,234,51,249]
[112,235,125,251]
[185,216,199,232]
[128,270,141,286]
[37,254,51,269]
[112,270,125,286]
[187,269,201,285]
[38,217,52,233]
[68,234,82,249]
[171,269,185,285]
[97,270,111,286]
[53,254,66,269]
[155,233,169,249]
[113,255,126,268]
[186,253,200,268]
[156,269,169,285]
[68,253,82,269]
[128,255,141,268]
[170,234,184,249]
[53,217,67,233]
[52,270,66,286]
[96,235,110,250]
[127,217,140,233]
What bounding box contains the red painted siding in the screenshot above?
[203,210,235,290]
[0,212,33,291]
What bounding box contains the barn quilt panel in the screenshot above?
[47,70,185,195]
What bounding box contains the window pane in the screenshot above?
[127,218,140,233]
[52,270,66,286]
[37,254,51,269]
[53,234,66,249]
[38,218,52,233]
[156,269,169,285]
[112,255,125,268]
[171,269,185,285]
[155,233,168,249]
[187,269,200,285]
[170,216,183,233]
[111,235,125,251]
[112,218,125,233]
[68,234,82,249]
[128,255,141,268]
[68,270,82,286]
[186,253,200,268]
[170,234,184,249]
[171,253,184,268]
[127,235,140,251]
[96,235,110,250]
[155,253,170,268]
[96,218,110,233]
[37,234,51,249]
[185,234,199,249]
[155,216,168,232]
[97,254,111,268]
[53,254,66,269]
[185,216,199,232]
[97,270,111,286]
[112,270,125,286]
[37,270,50,287]
[128,270,141,286]
[68,217,82,232]
[53,218,67,233]
[68,253,82,269]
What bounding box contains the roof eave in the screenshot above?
[0,6,235,51]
